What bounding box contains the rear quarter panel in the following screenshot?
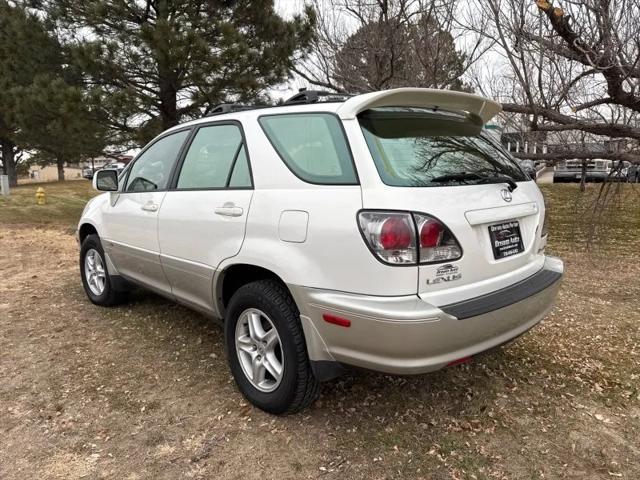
[221,115,418,296]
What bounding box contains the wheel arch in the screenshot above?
[78,222,100,244]
[77,220,122,279]
[216,263,292,318]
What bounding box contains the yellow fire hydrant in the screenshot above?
[35,187,46,205]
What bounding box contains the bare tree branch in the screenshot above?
[503,102,640,139]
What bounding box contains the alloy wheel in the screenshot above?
[84,248,106,296]
[234,308,284,393]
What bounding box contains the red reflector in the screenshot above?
[446,356,472,367]
[420,220,443,248]
[322,314,351,327]
[380,217,412,250]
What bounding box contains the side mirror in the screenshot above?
[93,169,119,191]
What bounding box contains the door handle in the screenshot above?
[141,202,158,212]
[214,204,244,217]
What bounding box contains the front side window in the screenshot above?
[359,108,527,187]
[259,113,357,185]
[177,124,249,189]
[125,130,190,192]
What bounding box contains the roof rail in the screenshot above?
[205,103,255,117]
[283,88,353,105]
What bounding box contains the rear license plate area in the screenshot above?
[489,220,524,259]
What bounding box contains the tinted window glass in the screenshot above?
[359,108,527,187]
[259,113,357,184]
[125,130,189,192]
[177,125,243,189]
[228,146,252,188]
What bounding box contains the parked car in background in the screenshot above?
[517,159,537,180]
[82,167,95,179]
[610,161,631,182]
[553,159,613,183]
[103,162,127,175]
[78,88,563,414]
[85,162,127,180]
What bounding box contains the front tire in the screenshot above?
[224,280,319,414]
[80,234,128,306]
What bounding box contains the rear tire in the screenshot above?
[80,234,128,306]
[224,279,320,414]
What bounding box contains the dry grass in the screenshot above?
[0,180,97,228]
[0,181,638,479]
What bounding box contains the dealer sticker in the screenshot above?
[426,263,462,285]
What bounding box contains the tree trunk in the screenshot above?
[155,2,179,132]
[159,75,178,131]
[57,158,65,181]
[580,159,587,192]
[1,137,18,187]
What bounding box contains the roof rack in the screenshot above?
[205,103,256,117]
[283,88,353,105]
[203,90,354,117]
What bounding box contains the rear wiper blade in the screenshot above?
[430,172,518,191]
[476,175,518,191]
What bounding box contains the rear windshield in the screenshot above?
[358,108,527,187]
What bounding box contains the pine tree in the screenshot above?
[45,0,316,144]
[12,76,108,180]
[0,1,108,183]
[0,1,58,186]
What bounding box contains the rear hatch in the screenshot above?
[348,100,546,306]
[361,182,545,306]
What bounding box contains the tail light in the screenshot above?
[414,214,462,263]
[357,211,461,265]
[357,212,417,264]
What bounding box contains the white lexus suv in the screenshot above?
[78,88,563,414]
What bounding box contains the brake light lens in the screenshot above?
[419,219,443,247]
[357,211,461,265]
[357,212,417,264]
[380,217,412,249]
[414,214,462,263]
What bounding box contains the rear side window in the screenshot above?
[259,113,357,185]
[177,124,251,189]
[359,108,527,187]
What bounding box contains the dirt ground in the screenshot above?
[1,183,639,479]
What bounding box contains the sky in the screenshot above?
[275,0,306,18]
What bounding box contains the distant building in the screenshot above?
[25,154,134,183]
[74,155,134,170]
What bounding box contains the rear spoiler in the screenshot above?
[336,88,502,125]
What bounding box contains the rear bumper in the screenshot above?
[291,256,563,377]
